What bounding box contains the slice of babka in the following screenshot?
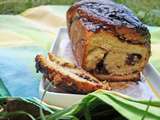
[35,53,110,94]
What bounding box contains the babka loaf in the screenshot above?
[35,53,110,94]
[67,0,151,81]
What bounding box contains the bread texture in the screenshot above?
[67,0,151,81]
[35,53,111,94]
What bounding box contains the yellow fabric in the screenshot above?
[0,30,33,46]
[21,5,66,28]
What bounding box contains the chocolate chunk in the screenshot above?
[74,73,98,83]
[95,59,108,74]
[126,53,142,65]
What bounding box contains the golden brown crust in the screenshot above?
[67,0,150,43]
[93,72,140,82]
[35,53,110,94]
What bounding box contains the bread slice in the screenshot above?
[67,0,151,81]
[35,53,110,94]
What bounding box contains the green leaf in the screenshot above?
[141,98,152,120]
[40,107,46,120]
[0,78,10,96]
[48,90,160,120]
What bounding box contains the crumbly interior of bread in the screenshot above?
[85,31,149,76]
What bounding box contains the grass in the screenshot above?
[116,0,160,26]
[0,0,75,14]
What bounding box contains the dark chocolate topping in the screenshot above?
[79,2,142,28]
[77,1,147,28]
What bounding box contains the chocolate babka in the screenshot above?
[35,53,110,94]
[67,0,151,81]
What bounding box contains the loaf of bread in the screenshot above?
[67,0,151,81]
[35,53,111,94]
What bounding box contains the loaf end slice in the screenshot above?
[35,53,110,94]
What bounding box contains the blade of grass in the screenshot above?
[141,97,152,120]
[40,107,46,120]
[56,116,79,120]
[39,80,54,120]
[40,80,53,102]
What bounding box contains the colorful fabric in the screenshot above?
[0,6,159,97]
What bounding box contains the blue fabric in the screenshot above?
[0,47,47,97]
